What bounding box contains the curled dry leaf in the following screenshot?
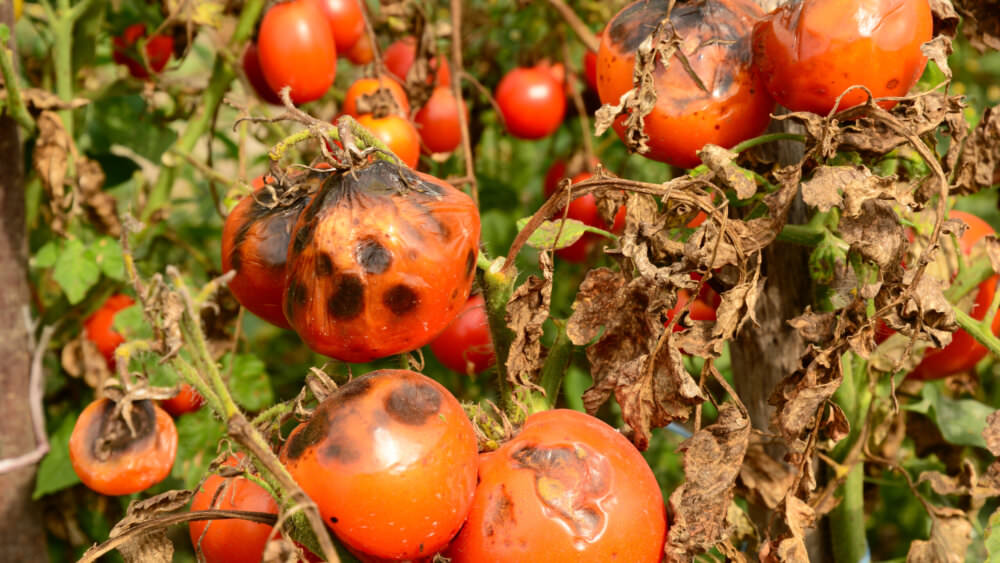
[0,88,90,111]
[738,435,796,510]
[504,252,553,390]
[918,458,1000,500]
[952,104,1000,195]
[101,490,193,563]
[985,411,1000,456]
[787,310,837,345]
[61,332,113,389]
[906,506,973,563]
[840,200,907,278]
[952,0,1000,51]
[77,156,120,237]
[699,144,756,200]
[769,346,843,447]
[801,165,914,218]
[921,35,954,81]
[33,111,72,219]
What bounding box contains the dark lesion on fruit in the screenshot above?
[328,274,365,319]
[483,484,515,538]
[284,278,309,319]
[355,237,393,274]
[92,399,157,462]
[383,284,418,316]
[315,252,335,277]
[608,0,669,53]
[465,249,476,278]
[384,381,442,425]
[291,218,317,255]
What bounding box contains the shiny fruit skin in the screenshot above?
[342,77,411,117]
[910,210,1000,380]
[597,0,775,168]
[160,384,204,416]
[548,171,626,263]
[346,33,375,65]
[495,66,566,140]
[414,86,466,154]
[242,42,283,105]
[356,114,421,169]
[112,23,174,80]
[189,454,279,563]
[429,294,495,375]
[751,0,932,115]
[279,370,479,560]
[384,37,452,86]
[307,0,365,53]
[83,294,135,369]
[282,160,480,362]
[257,0,337,104]
[446,409,667,562]
[69,398,178,496]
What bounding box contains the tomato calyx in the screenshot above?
[91,399,158,462]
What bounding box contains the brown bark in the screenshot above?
[0,2,48,559]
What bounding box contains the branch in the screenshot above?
[544,0,599,52]
[450,0,478,205]
[0,320,55,474]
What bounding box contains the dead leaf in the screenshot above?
[770,347,844,445]
[952,104,1000,195]
[699,145,757,199]
[33,111,72,210]
[921,35,954,81]
[839,200,907,278]
[738,436,795,510]
[107,490,193,563]
[802,165,913,217]
[504,253,553,389]
[953,0,1000,52]
[0,88,90,111]
[985,411,1000,456]
[788,310,837,344]
[906,507,972,563]
[61,333,113,390]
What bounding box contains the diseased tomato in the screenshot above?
[307,0,365,53]
[597,0,775,168]
[112,23,174,80]
[910,210,1000,380]
[83,294,135,369]
[69,398,178,496]
[342,76,411,117]
[414,86,466,154]
[346,33,375,65]
[752,0,932,115]
[160,384,204,416]
[242,42,283,105]
[547,171,626,263]
[356,114,421,169]
[495,66,566,140]
[279,370,479,560]
[282,160,480,362]
[384,36,452,86]
[429,294,495,375]
[446,409,667,562]
[257,0,337,104]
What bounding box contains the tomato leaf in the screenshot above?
[112,304,151,341]
[33,414,81,499]
[52,238,101,304]
[904,383,994,449]
[173,408,224,489]
[987,508,1000,563]
[87,94,178,163]
[92,236,125,281]
[223,354,274,412]
[515,216,592,251]
[33,240,59,268]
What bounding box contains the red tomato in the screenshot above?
[346,32,375,65]
[112,23,173,80]
[279,370,479,560]
[242,42,283,105]
[446,409,667,562]
[306,0,365,53]
[383,37,452,86]
[495,66,566,140]
[356,114,421,169]
[752,0,932,115]
[583,50,598,91]
[414,86,466,154]
[597,0,775,168]
[342,76,411,117]
[548,171,625,263]
[160,384,204,416]
[664,284,721,333]
[83,294,134,369]
[538,60,566,85]
[543,156,599,196]
[429,294,495,375]
[257,0,337,104]
[69,398,178,496]
[910,210,1000,380]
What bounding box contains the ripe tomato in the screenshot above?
[597,0,775,169]
[346,33,375,65]
[306,0,365,53]
[446,409,667,562]
[495,66,566,140]
[414,86,466,154]
[547,171,626,263]
[664,282,721,333]
[282,160,480,362]
[356,114,421,169]
[242,42,283,105]
[583,49,598,91]
[429,294,495,375]
[69,398,178,496]
[752,0,932,115]
[342,76,411,117]
[383,36,452,86]
[83,294,134,369]
[280,370,479,560]
[221,182,312,329]
[112,23,174,80]
[160,384,204,416]
[910,210,1000,380]
[257,0,337,104]
[189,454,279,563]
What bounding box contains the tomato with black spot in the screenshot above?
[69,398,178,496]
[83,293,135,369]
[445,409,667,562]
[596,0,775,169]
[279,369,479,560]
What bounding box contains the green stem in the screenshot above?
[538,321,571,409]
[830,351,869,563]
[954,308,1000,358]
[477,254,518,415]
[0,25,34,131]
[171,355,225,420]
[943,255,994,302]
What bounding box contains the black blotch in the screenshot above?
[383,284,418,316]
[90,399,156,460]
[316,253,334,277]
[465,249,476,278]
[329,516,339,524]
[328,275,364,319]
[384,381,442,425]
[284,279,308,319]
[229,248,243,272]
[284,377,374,461]
[292,219,316,255]
[320,436,361,464]
[410,201,450,240]
[283,414,328,461]
[355,238,392,274]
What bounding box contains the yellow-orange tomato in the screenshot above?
[342,76,411,117]
[356,114,421,169]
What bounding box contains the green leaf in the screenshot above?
[223,354,274,412]
[92,237,125,281]
[86,94,178,164]
[903,383,993,448]
[52,239,101,304]
[33,415,81,499]
[987,508,1000,563]
[33,240,59,268]
[173,408,224,489]
[111,304,150,341]
[515,217,592,251]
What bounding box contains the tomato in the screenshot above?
[538,60,566,86]
[383,36,452,86]
[112,23,174,80]
[242,42,283,105]
[83,294,134,369]
[446,409,667,562]
[189,454,279,563]
[221,181,313,329]
[279,370,479,560]
[346,33,375,65]
[429,294,495,375]
[583,50,598,92]
[547,171,626,263]
[306,0,365,53]
[543,156,599,196]
[910,210,1000,380]
[664,283,721,333]
[282,160,480,362]
[414,86,466,154]
[597,0,775,169]
[69,398,178,496]
[160,384,204,416]
[356,114,421,169]
[752,0,932,115]
[342,76,411,117]
[495,66,566,140]
[257,0,337,104]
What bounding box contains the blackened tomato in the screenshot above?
[495,66,566,140]
[429,294,495,375]
[257,0,337,104]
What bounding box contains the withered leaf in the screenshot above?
[928,0,959,39]
[954,0,1000,52]
[770,347,844,443]
[840,200,907,277]
[952,104,1000,195]
[0,88,90,111]
[61,332,112,389]
[918,458,1000,499]
[105,490,193,563]
[699,144,757,200]
[504,252,553,389]
[566,268,625,345]
[985,410,1000,456]
[921,35,954,81]
[788,310,837,344]
[33,111,72,205]
[900,270,957,349]
[738,436,795,510]
[802,165,913,217]
[906,507,972,563]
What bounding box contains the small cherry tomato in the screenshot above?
[306,0,365,53]
[257,0,337,104]
[664,285,721,333]
[495,66,566,140]
[414,86,466,154]
[356,114,421,169]
[280,370,479,560]
[582,30,603,92]
[160,384,204,416]
[346,33,375,65]
[242,42,283,105]
[342,76,411,117]
[112,23,174,80]
[83,294,135,369]
[548,171,625,263]
[69,398,178,496]
[752,0,932,115]
[446,409,667,562]
[597,0,775,168]
[429,294,495,375]
[383,36,452,86]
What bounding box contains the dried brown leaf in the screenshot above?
[921,35,954,81]
[33,111,72,208]
[770,347,843,443]
[953,0,1000,52]
[928,0,960,38]
[504,253,554,390]
[107,490,193,563]
[900,270,957,348]
[699,145,756,199]
[986,411,1000,456]
[61,333,113,390]
[738,437,795,510]
[802,165,913,217]
[566,268,625,346]
[906,507,972,563]
[840,201,907,280]
[788,310,836,344]
[952,104,1000,195]
[0,88,90,111]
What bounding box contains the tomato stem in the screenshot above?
[943,255,993,302]
[538,322,572,409]
[954,308,1000,359]
[477,254,518,415]
[0,25,33,131]
[830,351,871,563]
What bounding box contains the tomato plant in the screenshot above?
[356,114,421,168]
[414,85,466,154]
[495,65,566,140]
[241,42,283,105]
[279,369,479,560]
[112,23,173,80]
[545,170,625,262]
[257,0,337,104]
[83,294,134,369]
[384,36,452,86]
[160,384,204,416]
[342,76,411,117]
[752,0,933,115]
[429,294,495,375]
[307,0,365,53]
